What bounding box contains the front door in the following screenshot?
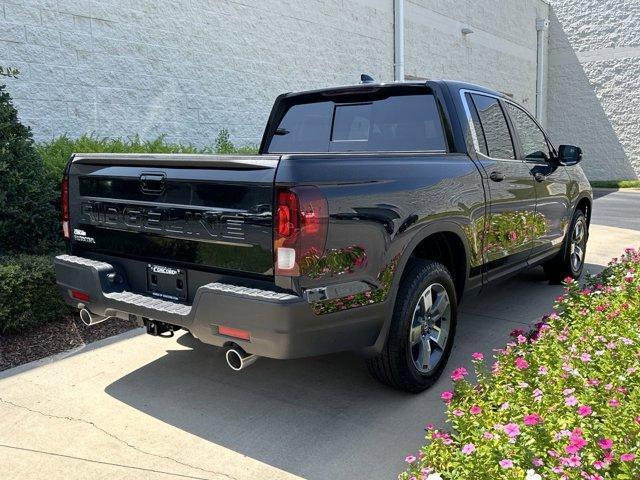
[464,93,538,281]
[503,102,572,262]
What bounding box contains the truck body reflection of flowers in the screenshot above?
[483,211,548,256]
[300,245,366,279]
[311,253,400,315]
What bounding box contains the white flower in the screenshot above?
[525,469,542,480]
[426,474,443,480]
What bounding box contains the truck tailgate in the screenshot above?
[67,154,279,278]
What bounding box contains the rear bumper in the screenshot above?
[54,254,384,359]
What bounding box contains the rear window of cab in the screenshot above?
[266,91,447,153]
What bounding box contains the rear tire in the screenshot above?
[366,259,458,393]
[544,209,588,283]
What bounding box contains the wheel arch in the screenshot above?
[367,221,471,354]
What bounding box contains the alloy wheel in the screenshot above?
[409,283,451,373]
[569,217,586,273]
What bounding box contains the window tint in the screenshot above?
[267,101,333,153]
[267,94,446,153]
[470,94,515,159]
[465,94,488,156]
[505,103,551,161]
[332,104,371,141]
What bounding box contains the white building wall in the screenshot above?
[547,0,640,180]
[405,0,549,123]
[1,0,547,150]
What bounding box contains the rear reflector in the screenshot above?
[218,326,251,341]
[71,290,90,302]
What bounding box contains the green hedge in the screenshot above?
[0,84,59,255]
[0,255,71,334]
[37,129,258,186]
[400,248,640,480]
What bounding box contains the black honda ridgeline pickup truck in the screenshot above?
[55,79,592,392]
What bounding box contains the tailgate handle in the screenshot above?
[140,173,165,194]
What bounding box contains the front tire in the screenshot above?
[366,259,458,393]
[544,210,588,283]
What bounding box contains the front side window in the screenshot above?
[469,94,515,159]
[505,103,551,161]
[267,93,446,153]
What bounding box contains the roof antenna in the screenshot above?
[359,74,375,84]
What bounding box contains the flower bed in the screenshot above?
[400,248,640,480]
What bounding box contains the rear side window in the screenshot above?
[267,94,446,153]
[468,94,515,159]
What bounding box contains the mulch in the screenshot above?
[0,314,139,372]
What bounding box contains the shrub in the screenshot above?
[0,84,59,254]
[401,248,640,480]
[0,255,71,333]
[37,129,258,185]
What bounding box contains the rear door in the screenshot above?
[464,93,538,281]
[503,102,571,261]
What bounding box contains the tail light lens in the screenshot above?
[274,186,328,276]
[61,176,70,240]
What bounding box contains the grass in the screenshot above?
[590,180,640,189]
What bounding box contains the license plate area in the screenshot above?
[146,264,187,301]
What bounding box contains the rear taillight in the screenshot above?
[274,186,328,276]
[61,176,70,240]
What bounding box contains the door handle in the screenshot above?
[533,172,546,183]
[489,171,504,182]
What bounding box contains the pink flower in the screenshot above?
[523,413,542,426]
[532,388,543,402]
[405,455,417,463]
[538,365,548,375]
[620,453,636,462]
[580,353,592,362]
[561,455,581,467]
[598,438,613,450]
[499,459,514,469]
[565,395,578,406]
[440,391,453,403]
[515,357,529,370]
[593,460,606,470]
[450,367,468,381]
[577,405,592,417]
[472,352,484,361]
[452,409,464,417]
[532,458,544,467]
[566,432,587,454]
[503,423,520,438]
[608,398,620,407]
[469,405,482,415]
[461,443,475,455]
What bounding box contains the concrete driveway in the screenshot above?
[2,191,639,480]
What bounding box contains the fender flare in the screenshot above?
[368,220,472,354]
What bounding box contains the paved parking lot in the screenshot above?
[1,190,639,480]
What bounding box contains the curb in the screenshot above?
[0,327,144,380]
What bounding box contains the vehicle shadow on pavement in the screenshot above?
[103,265,598,480]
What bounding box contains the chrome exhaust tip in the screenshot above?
[79,308,109,326]
[225,347,259,371]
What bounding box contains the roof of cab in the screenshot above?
[281,79,504,100]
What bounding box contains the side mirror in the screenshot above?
[556,144,582,166]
